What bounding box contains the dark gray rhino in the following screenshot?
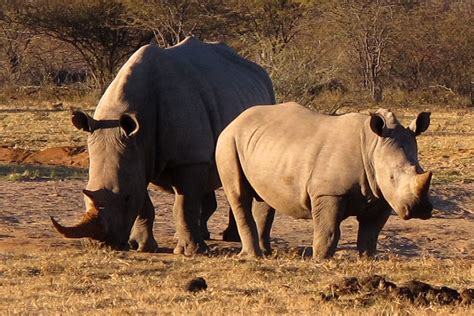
[51,36,275,254]
[216,102,432,258]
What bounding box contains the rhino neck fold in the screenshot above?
[360,124,381,202]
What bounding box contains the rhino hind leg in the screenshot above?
[311,196,345,259]
[253,200,275,256]
[232,197,262,257]
[356,208,391,257]
[129,194,158,253]
[222,210,241,242]
[199,191,217,240]
[217,160,261,257]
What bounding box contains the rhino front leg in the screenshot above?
[172,165,209,256]
[311,196,344,259]
[129,193,158,253]
[357,208,391,257]
[253,199,275,256]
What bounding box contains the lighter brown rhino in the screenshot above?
[216,102,432,258]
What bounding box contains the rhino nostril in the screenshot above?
[398,206,410,220]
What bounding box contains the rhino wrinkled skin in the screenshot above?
[216,102,433,258]
[51,36,275,254]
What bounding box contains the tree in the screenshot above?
[0,2,34,84]
[237,0,304,62]
[126,0,243,47]
[15,0,152,88]
[327,0,398,102]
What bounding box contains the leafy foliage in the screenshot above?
[0,0,472,106]
[9,0,152,88]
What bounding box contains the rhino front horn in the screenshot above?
[50,210,106,240]
[415,171,432,196]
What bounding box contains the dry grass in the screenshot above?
[0,249,472,314]
[415,109,473,185]
[0,164,86,180]
[0,108,90,151]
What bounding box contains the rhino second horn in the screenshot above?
[50,210,106,240]
[415,171,432,196]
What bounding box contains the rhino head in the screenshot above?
[369,109,433,220]
[51,110,146,249]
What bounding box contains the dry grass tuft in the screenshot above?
[0,249,472,314]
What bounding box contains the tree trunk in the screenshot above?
[373,83,383,103]
[469,74,473,107]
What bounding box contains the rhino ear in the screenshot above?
[119,112,139,137]
[409,112,430,136]
[72,110,95,132]
[369,113,386,137]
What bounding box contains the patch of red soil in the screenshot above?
[0,146,88,168]
[0,147,32,163]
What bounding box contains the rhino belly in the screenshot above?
[249,178,312,219]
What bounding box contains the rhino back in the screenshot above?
[164,37,275,133]
[92,37,274,171]
[225,102,369,217]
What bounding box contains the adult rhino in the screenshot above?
[51,36,275,254]
[216,102,432,258]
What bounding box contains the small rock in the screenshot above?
[185,277,207,293]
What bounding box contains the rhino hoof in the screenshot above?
[173,245,185,255]
[174,241,209,256]
[128,239,139,250]
[238,249,263,258]
[137,240,159,253]
[129,237,158,253]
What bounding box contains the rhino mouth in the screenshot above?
[410,203,433,220]
[398,201,433,220]
[400,212,431,220]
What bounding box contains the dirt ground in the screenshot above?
[0,176,472,259]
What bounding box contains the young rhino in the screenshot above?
[216,102,433,259]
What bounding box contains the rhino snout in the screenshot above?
[411,202,433,220]
[405,199,433,220]
[397,197,433,220]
